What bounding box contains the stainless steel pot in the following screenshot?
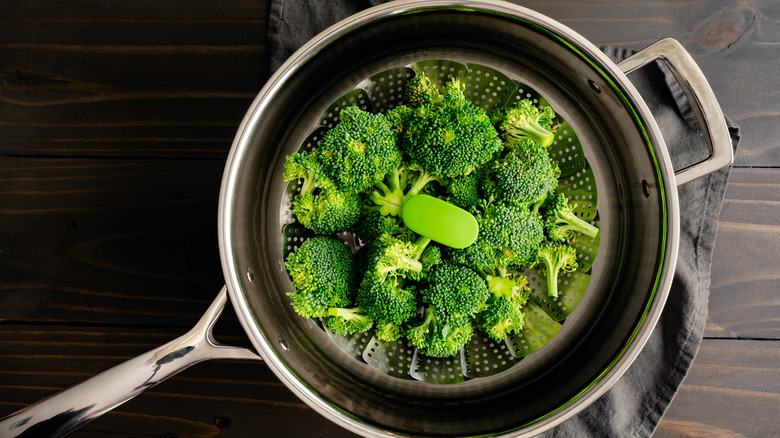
[0,1,733,437]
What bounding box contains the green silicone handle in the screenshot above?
[401,194,479,249]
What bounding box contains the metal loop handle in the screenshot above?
[0,286,261,438]
[618,38,734,186]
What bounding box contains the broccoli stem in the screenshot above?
[505,120,555,147]
[542,258,561,298]
[370,167,406,216]
[413,236,432,259]
[406,168,438,198]
[557,210,600,239]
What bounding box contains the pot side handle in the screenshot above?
[0,286,261,438]
[617,38,734,186]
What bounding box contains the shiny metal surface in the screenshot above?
[0,1,734,437]
[617,38,734,186]
[0,287,260,438]
[218,1,685,437]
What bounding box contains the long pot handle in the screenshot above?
[0,286,261,438]
[617,38,734,186]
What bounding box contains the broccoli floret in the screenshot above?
[384,104,414,137]
[541,192,600,242]
[481,139,561,206]
[283,150,327,197]
[477,296,525,341]
[446,172,482,211]
[423,261,489,322]
[405,306,474,357]
[356,273,417,340]
[284,148,362,234]
[450,201,545,274]
[367,161,441,217]
[362,233,432,281]
[284,236,357,318]
[476,274,529,341]
[534,241,579,298]
[402,79,503,178]
[402,71,442,108]
[323,306,374,336]
[292,184,362,235]
[318,106,402,194]
[352,210,402,243]
[497,99,557,147]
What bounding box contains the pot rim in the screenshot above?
[218,1,680,436]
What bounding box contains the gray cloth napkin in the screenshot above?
[266,1,740,436]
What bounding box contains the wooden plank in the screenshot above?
[2,326,775,437]
[516,0,780,167]
[0,0,267,158]
[657,339,780,437]
[0,325,358,438]
[706,168,780,339]
[0,157,229,327]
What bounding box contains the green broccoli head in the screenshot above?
[451,201,545,274]
[402,79,503,178]
[367,161,441,217]
[481,139,561,206]
[356,272,418,327]
[477,274,529,341]
[323,306,374,336]
[423,261,489,322]
[498,99,557,147]
[534,241,579,298]
[283,150,329,198]
[476,296,525,341]
[318,106,402,194]
[541,192,600,242]
[405,306,474,358]
[284,236,357,318]
[402,71,441,108]
[446,172,483,211]
[291,184,362,235]
[352,210,401,243]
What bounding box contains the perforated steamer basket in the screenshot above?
[0,1,733,437]
[219,1,732,436]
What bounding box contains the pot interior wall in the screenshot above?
[224,5,671,437]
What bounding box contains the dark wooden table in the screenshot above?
[2,1,778,437]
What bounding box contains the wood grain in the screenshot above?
[707,168,780,339]
[1,0,778,437]
[0,0,267,158]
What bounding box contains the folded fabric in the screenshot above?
[263,1,740,436]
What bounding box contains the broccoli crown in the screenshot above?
[499,99,557,147]
[360,233,431,281]
[356,273,417,325]
[384,104,414,137]
[352,210,401,243]
[535,241,579,298]
[405,306,473,358]
[482,139,561,205]
[368,161,441,217]
[423,261,489,322]
[451,202,545,274]
[292,185,363,235]
[283,150,328,197]
[402,71,441,108]
[318,106,402,193]
[446,172,482,211]
[402,79,503,178]
[284,236,357,318]
[323,306,374,336]
[476,296,525,341]
[542,192,600,242]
